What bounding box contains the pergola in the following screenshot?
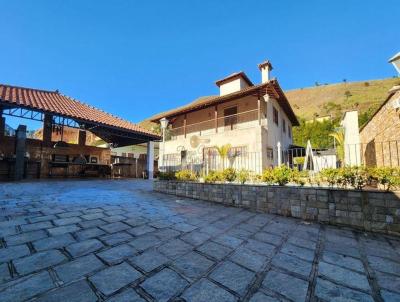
[0,84,160,146]
[0,84,160,179]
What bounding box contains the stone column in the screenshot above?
[15,125,27,180]
[147,141,154,179]
[0,114,5,141]
[78,130,86,146]
[42,114,53,146]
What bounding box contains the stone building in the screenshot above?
[359,85,400,167]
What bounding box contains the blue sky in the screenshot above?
[1,0,398,129]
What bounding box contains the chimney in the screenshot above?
[258,60,273,83]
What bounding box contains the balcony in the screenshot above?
[165,109,265,141]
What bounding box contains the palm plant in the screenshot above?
[214,144,231,170]
[329,128,345,165]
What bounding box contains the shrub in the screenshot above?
[175,170,197,181]
[250,173,262,183]
[320,168,340,187]
[158,171,176,180]
[222,168,237,182]
[261,168,275,184]
[262,165,293,186]
[291,169,308,186]
[369,167,400,191]
[204,171,224,183]
[346,166,369,190]
[320,167,369,189]
[237,169,250,184]
[272,165,293,186]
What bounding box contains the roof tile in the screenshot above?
[0,84,159,138]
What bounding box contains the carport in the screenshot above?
[0,84,160,180]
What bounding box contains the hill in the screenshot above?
[285,77,400,122]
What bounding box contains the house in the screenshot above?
[150,60,299,173]
[345,52,400,167]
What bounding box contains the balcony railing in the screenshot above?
[166,109,262,141]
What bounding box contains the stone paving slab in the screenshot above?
[35,280,97,302]
[0,179,399,301]
[13,250,67,275]
[89,262,142,296]
[140,268,188,302]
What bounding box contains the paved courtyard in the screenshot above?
[0,179,399,302]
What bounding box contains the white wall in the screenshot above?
[341,111,361,166]
[219,78,250,96]
[265,96,293,165]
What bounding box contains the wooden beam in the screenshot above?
[214,106,218,133]
[257,95,261,125]
[183,114,187,138]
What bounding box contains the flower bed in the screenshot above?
[159,166,400,191]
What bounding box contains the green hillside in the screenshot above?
[285,77,400,122]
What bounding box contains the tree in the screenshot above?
[214,144,231,170]
[293,118,337,149]
[329,128,345,165]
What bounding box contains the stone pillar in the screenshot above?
[0,116,5,141]
[43,114,53,146]
[147,141,154,179]
[78,130,86,146]
[15,125,27,180]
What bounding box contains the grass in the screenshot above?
[285,77,400,120]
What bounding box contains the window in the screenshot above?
[288,126,292,138]
[224,106,238,130]
[266,148,274,161]
[121,152,127,157]
[273,107,279,125]
[282,119,286,133]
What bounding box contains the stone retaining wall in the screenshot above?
[154,180,400,235]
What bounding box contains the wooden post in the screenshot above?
[257,95,261,125]
[214,106,218,133]
[183,114,187,138]
[78,130,86,146]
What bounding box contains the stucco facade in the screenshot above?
[161,87,294,173]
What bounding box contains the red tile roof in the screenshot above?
[0,84,160,139]
[215,71,254,87]
[150,79,299,126]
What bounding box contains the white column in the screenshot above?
[147,141,154,179]
[277,141,282,166]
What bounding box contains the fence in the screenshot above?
[161,151,263,174]
[160,140,400,175]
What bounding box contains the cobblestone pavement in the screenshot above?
[0,180,400,302]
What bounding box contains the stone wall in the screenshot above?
[360,87,400,167]
[0,136,111,179]
[154,180,400,235]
